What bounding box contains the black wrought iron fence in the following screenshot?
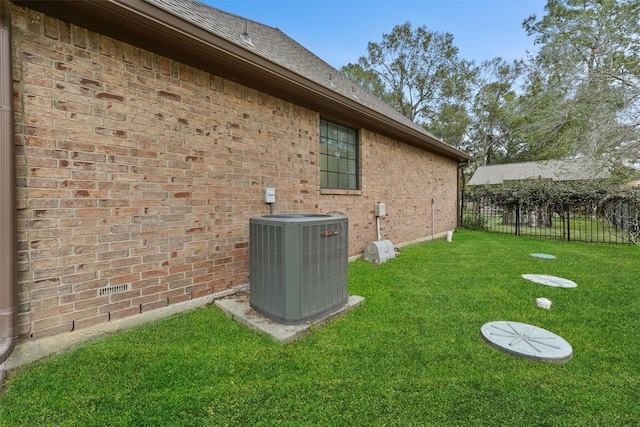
[460,194,639,245]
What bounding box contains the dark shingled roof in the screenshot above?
[148,0,441,146]
[468,158,611,186]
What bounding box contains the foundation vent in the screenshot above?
[99,284,129,296]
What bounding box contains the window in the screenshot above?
[319,119,358,189]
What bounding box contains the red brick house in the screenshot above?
[0,0,473,370]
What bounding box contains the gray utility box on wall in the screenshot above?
[249,214,348,324]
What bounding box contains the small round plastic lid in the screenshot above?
[264,214,331,218]
[531,253,556,260]
[522,274,577,288]
[481,321,573,362]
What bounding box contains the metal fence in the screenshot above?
[460,193,639,245]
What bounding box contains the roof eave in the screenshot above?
[14,0,474,162]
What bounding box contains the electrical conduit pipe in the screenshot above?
[0,0,18,374]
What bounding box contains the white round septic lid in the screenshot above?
[531,253,556,260]
[522,274,577,288]
[481,321,573,362]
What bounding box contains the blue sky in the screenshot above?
[202,0,547,69]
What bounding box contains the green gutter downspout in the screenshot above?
[0,0,18,376]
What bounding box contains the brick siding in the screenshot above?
[11,5,459,341]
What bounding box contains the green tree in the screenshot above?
[346,22,476,128]
[518,0,640,166]
[340,63,387,100]
[466,57,524,165]
[426,102,471,150]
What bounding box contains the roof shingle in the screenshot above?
[468,159,611,186]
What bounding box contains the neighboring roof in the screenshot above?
[17,0,474,163]
[468,159,611,186]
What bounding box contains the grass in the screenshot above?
[1,229,639,426]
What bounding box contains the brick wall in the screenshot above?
[11,5,459,341]
[322,130,458,248]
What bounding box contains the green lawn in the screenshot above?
[1,230,639,426]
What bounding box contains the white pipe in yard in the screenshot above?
[376,216,381,241]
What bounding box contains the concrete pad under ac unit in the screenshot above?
[215,292,364,343]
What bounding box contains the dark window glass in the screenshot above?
[319,119,358,189]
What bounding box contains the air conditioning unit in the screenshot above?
[249,214,348,324]
[363,240,395,264]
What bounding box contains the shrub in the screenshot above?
[461,212,487,231]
